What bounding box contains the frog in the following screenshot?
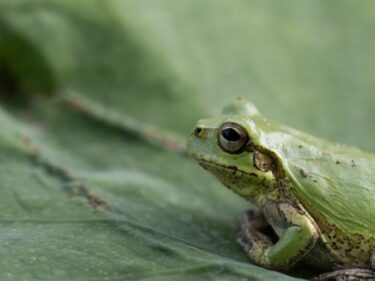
[187,98,375,281]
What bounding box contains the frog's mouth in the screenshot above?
[196,157,277,204]
[197,158,259,178]
[196,156,277,193]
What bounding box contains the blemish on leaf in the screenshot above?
[64,98,86,111]
[70,183,106,210]
[20,133,40,155]
[87,196,107,209]
[299,168,308,178]
[63,97,186,152]
[29,147,106,212]
[151,244,178,257]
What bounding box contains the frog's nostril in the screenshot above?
[194,127,203,137]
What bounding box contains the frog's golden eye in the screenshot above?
[218,122,249,153]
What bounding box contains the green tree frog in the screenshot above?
[187,98,375,281]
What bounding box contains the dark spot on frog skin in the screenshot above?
[298,145,303,148]
[336,160,340,164]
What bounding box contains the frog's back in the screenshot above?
[245,113,375,267]
[284,135,375,234]
[259,123,375,236]
[284,137,375,267]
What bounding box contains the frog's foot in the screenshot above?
[236,209,275,268]
[237,203,318,271]
[311,268,375,281]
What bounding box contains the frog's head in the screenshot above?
[187,98,280,204]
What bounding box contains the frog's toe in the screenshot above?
[238,209,274,250]
[236,231,252,251]
[236,223,275,269]
[311,268,375,281]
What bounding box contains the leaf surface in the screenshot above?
[0,1,374,280]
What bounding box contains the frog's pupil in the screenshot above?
[222,128,240,141]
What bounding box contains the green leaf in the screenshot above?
[0,1,374,280]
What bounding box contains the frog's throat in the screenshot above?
[197,158,276,203]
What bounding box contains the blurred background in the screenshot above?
[0,1,374,281]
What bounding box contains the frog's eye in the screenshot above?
[218,122,249,153]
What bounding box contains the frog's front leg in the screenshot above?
[237,202,319,271]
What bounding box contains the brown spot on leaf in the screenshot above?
[71,184,106,210]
